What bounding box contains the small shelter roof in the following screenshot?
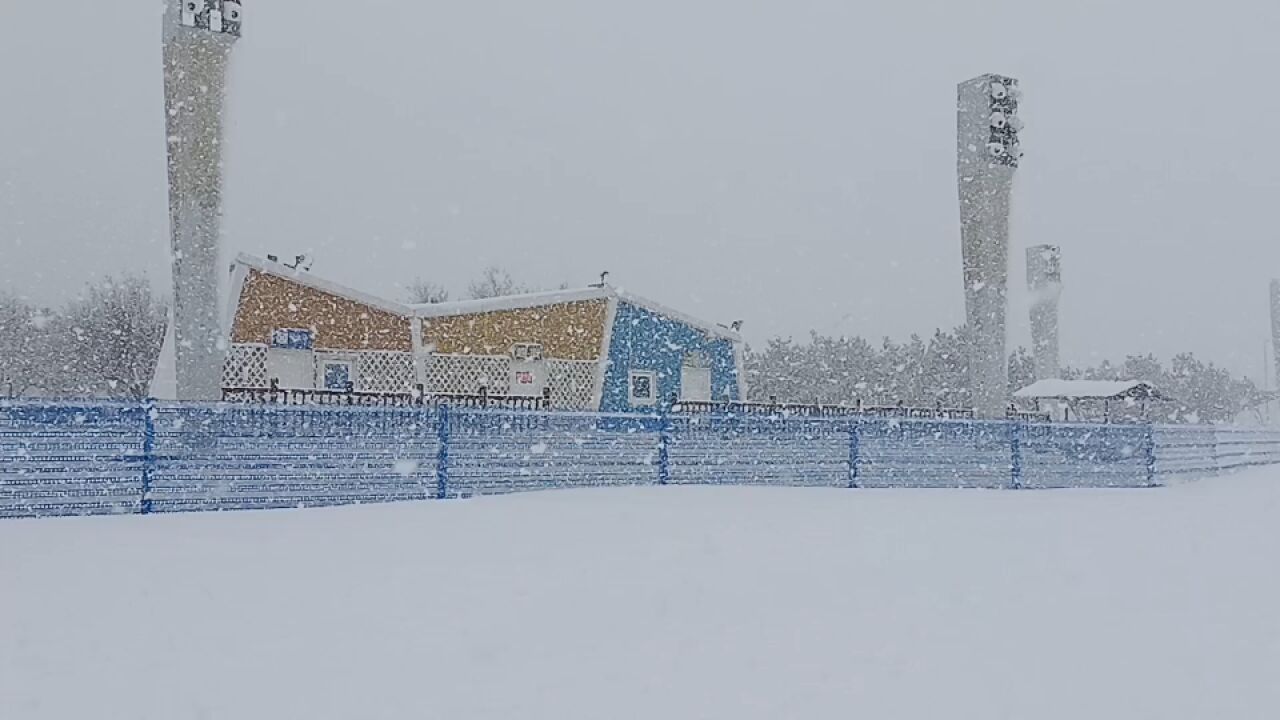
[1014,379,1163,401]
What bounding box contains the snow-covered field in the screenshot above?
[3,473,1279,719]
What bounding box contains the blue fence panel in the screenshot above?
[4,400,1280,520]
[1021,422,1149,488]
[149,404,439,512]
[666,414,849,487]
[445,409,662,496]
[1152,426,1220,479]
[1214,428,1280,473]
[0,402,147,518]
[856,418,1013,488]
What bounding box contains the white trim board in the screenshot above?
[591,296,620,412]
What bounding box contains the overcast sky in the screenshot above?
[3,0,1280,381]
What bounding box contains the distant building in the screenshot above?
[222,255,745,411]
[1014,379,1165,423]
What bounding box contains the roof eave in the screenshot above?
[232,253,416,317]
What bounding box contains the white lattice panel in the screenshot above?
[357,351,415,394]
[548,359,598,410]
[223,344,268,388]
[428,354,511,395]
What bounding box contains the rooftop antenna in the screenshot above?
[284,253,313,271]
[591,271,610,288]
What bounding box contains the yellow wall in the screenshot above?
[231,270,412,352]
[422,300,608,361]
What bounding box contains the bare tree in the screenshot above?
[56,275,167,400]
[406,278,450,305]
[467,266,531,300]
[0,293,55,398]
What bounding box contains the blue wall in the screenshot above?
[601,302,740,412]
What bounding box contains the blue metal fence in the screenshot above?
[2,401,1277,519]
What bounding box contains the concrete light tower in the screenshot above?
[958,74,1022,416]
[161,1,242,400]
[1271,279,1280,393]
[1027,245,1062,380]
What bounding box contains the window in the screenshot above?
[322,361,352,391]
[679,351,712,402]
[629,370,657,407]
[271,328,313,351]
[511,343,544,361]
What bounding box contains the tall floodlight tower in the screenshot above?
[162,1,242,400]
[1271,279,1280,393]
[958,74,1022,416]
[1026,245,1062,380]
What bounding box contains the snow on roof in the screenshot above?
[232,254,741,342]
[410,287,611,317]
[415,285,742,341]
[233,253,416,317]
[1014,379,1157,400]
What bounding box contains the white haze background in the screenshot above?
[2,0,1279,379]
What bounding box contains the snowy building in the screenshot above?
[222,255,744,411]
[1014,379,1164,423]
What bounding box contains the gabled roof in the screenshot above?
[1014,379,1162,401]
[231,254,742,342]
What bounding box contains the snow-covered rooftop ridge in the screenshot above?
[232,253,416,317]
[232,254,742,342]
[1014,379,1155,400]
[417,285,741,341]
[410,287,611,317]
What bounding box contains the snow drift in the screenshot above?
[3,470,1279,719]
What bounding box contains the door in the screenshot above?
[266,348,315,389]
[509,343,548,398]
[680,365,712,402]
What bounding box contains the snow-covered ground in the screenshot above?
[3,473,1279,719]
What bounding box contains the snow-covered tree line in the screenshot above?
[0,275,165,400]
[2,266,556,400]
[745,330,1267,424]
[3,268,1264,423]
[407,266,570,304]
[745,328,981,410]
